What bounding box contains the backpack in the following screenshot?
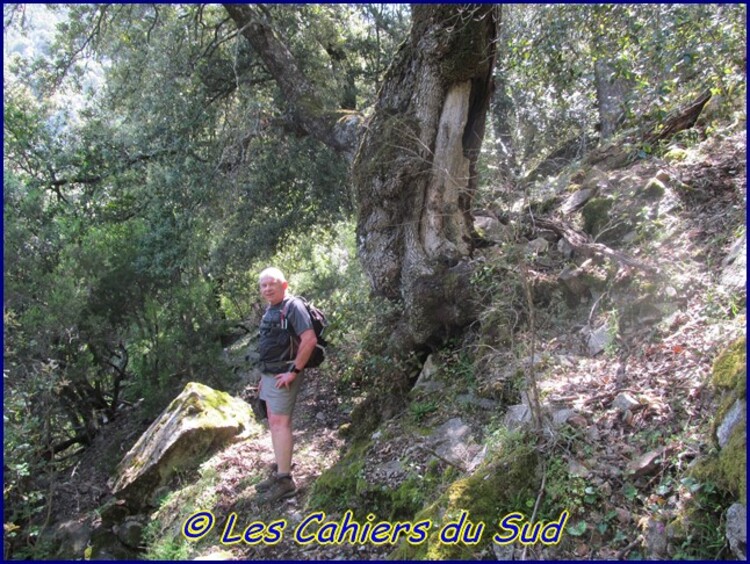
[281,297,329,368]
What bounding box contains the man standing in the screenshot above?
[255,267,317,503]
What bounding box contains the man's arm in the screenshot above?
[275,328,317,389]
[292,328,317,371]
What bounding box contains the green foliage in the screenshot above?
[487,4,746,182]
[409,400,438,423]
[3,4,746,559]
[670,477,734,559]
[141,464,220,560]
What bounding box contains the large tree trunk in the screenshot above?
[594,58,631,142]
[225,4,498,350]
[353,4,498,349]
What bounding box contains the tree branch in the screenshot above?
[222,4,362,158]
[532,217,659,273]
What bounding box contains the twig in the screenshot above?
[617,535,643,559]
[519,261,544,432]
[521,461,547,561]
[418,445,468,473]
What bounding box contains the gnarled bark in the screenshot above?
[225,4,499,349]
[353,5,498,348]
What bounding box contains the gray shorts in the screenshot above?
[259,371,305,416]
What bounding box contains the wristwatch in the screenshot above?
[290,366,301,374]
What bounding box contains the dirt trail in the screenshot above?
[202,336,390,560]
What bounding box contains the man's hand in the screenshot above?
[274,371,297,389]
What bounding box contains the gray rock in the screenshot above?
[561,188,597,214]
[90,528,138,560]
[716,398,746,448]
[613,392,640,412]
[430,418,480,469]
[642,517,669,559]
[109,382,258,509]
[115,516,145,549]
[585,323,614,356]
[527,237,549,254]
[42,517,94,560]
[375,460,404,478]
[473,214,511,244]
[433,418,472,443]
[413,354,443,393]
[457,393,498,411]
[721,233,746,291]
[504,404,532,430]
[551,408,576,428]
[726,503,747,560]
[567,458,591,478]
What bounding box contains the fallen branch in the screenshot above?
[532,217,659,274]
[418,445,468,473]
[644,88,712,144]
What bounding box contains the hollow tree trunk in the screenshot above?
[353,4,498,349]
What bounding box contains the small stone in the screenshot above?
[561,188,597,214]
[115,517,144,549]
[568,458,591,478]
[613,392,639,412]
[568,415,588,428]
[642,517,669,558]
[627,449,663,477]
[615,507,631,524]
[527,237,549,254]
[586,323,613,356]
[552,409,576,428]
[504,404,532,430]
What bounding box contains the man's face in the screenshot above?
[259,276,287,305]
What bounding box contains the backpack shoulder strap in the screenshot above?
[280,296,299,334]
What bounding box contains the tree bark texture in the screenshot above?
[353,5,498,348]
[594,58,631,142]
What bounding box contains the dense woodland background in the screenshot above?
[3,3,746,560]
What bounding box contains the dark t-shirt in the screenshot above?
[258,296,313,364]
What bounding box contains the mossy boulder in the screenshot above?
[709,337,747,500]
[641,177,666,201]
[109,382,260,508]
[391,436,539,560]
[712,337,746,390]
[581,197,614,237]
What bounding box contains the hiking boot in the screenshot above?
[255,463,279,492]
[258,475,296,503]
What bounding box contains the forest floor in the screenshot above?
[50,130,745,561]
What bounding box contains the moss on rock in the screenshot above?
[109,382,259,508]
[391,435,539,560]
[719,426,747,500]
[641,178,666,200]
[581,197,614,237]
[681,337,746,533]
[711,337,746,393]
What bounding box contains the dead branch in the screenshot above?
[532,217,659,274]
[644,88,712,144]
